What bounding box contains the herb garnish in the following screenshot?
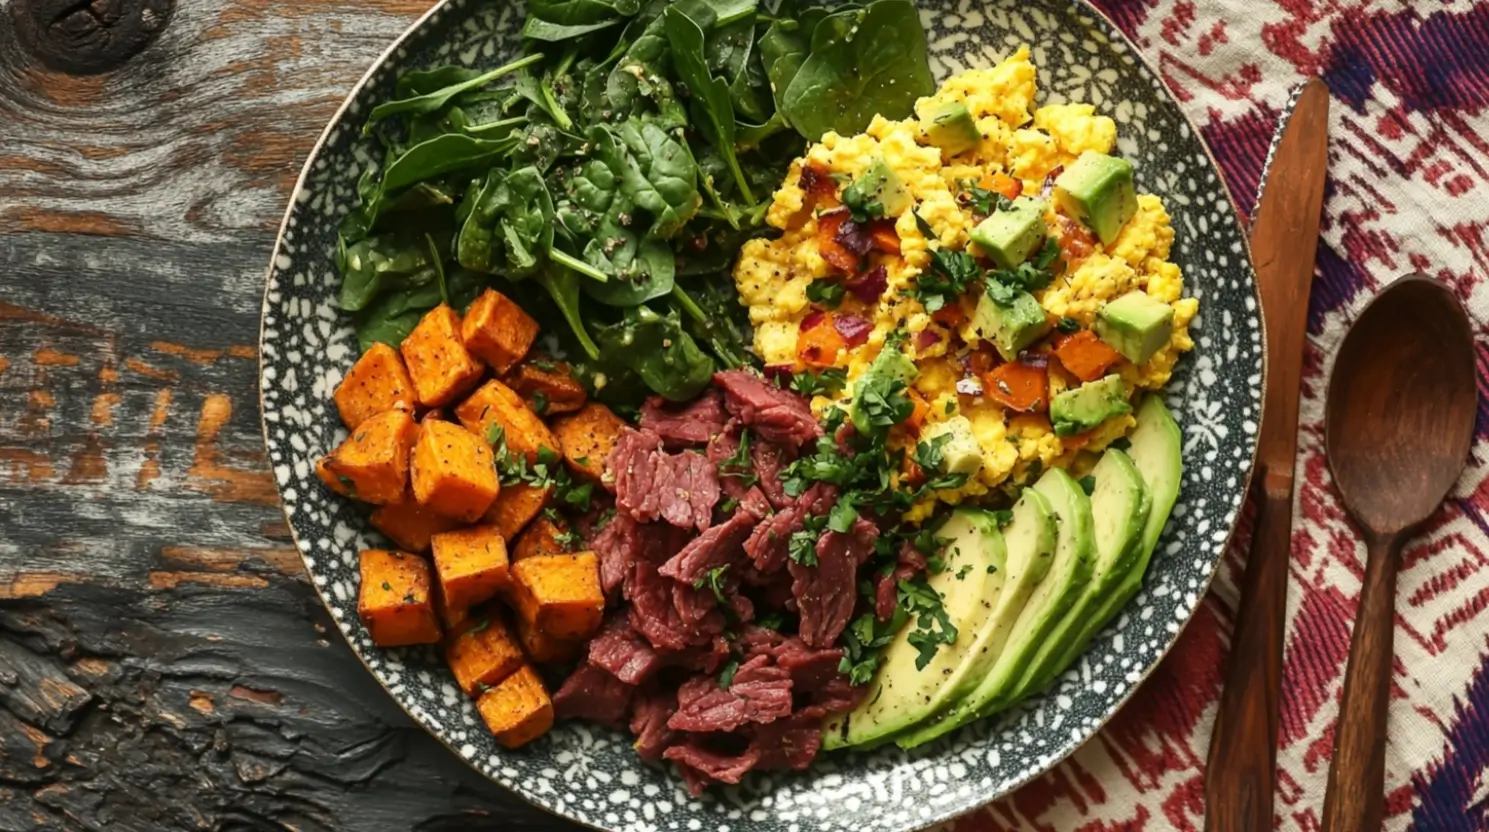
[806,278,847,309]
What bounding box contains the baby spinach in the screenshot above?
[583,231,676,305]
[522,16,624,40]
[380,133,519,201]
[779,0,934,140]
[664,7,754,204]
[592,122,701,240]
[528,0,641,27]
[365,53,544,129]
[340,232,445,312]
[593,305,715,401]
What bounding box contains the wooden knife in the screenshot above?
[1204,78,1331,832]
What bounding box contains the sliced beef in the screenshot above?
[706,429,753,501]
[665,743,761,795]
[671,581,727,642]
[736,624,786,656]
[714,370,822,449]
[812,675,865,712]
[590,510,642,596]
[656,450,720,531]
[587,615,662,685]
[630,685,678,761]
[750,439,796,509]
[664,634,732,674]
[611,429,666,521]
[790,517,876,648]
[553,663,633,726]
[743,503,802,575]
[640,391,728,449]
[876,538,929,621]
[629,560,701,651]
[795,481,839,516]
[774,637,846,695]
[668,656,793,733]
[749,710,824,771]
[658,503,758,585]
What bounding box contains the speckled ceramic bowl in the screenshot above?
[259,1,1263,828]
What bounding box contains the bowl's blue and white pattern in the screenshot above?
[259,1,1263,828]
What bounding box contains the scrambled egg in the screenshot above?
[734,46,1198,517]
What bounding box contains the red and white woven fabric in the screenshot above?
[950,3,1489,830]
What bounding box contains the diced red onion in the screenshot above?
[1040,165,1065,198]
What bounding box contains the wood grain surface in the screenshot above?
[0,3,581,828]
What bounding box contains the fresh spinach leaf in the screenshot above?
[672,280,753,368]
[521,16,624,40]
[702,0,757,26]
[340,232,444,312]
[591,122,701,239]
[528,0,641,26]
[664,7,755,204]
[593,304,715,400]
[538,264,601,360]
[779,0,934,140]
[366,54,544,129]
[381,133,519,198]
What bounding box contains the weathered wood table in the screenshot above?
[0,1,578,828]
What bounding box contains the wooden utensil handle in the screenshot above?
[1205,470,1293,832]
[1321,531,1402,832]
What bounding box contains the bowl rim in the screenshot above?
[256,0,1268,827]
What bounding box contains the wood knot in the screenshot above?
[10,0,174,76]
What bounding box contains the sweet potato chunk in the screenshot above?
[514,613,583,664]
[445,615,525,696]
[512,512,576,562]
[482,481,552,541]
[357,549,441,647]
[509,552,604,640]
[334,343,417,429]
[318,409,418,505]
[401,304,484,408]
[501,358,587,416]
[370,502,463,553]
[551,402,626,483]
[461,289,539,374]
[433,581,470,633]
[476,665,553,749]
[410,420,500,522]
[455,380,558,464]
[431,525,510,611]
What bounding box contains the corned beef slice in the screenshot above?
[813,675,865,712]
[749,710,824,771]
[791,518,875,648]
[630,686,678,760]
[667,656,792,733]
[628,560,701,651]
[877,538,928,621]
[714,370,821,448]
[590,512,689,597]
[743,505,800,574]
[773,637,846,694]
[611,429,665,520]
[671,581,728,640]
[612,427,720,531]
[554,663,633,725]
[749,438,796,509]
[705,429,751,500]
[658,505,758,585]
[665,743,761,794]
[587,615,662,685]
[656,450,719,531]
[795,481,839,516]
[640,391,728,449]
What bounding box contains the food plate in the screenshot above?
[259,0,1262,828]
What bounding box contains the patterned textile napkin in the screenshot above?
[949,2,1489,830]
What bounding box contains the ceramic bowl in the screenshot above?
[259,1,1263,828]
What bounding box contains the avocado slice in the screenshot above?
[970,197,1049,270]
[922,101,980,157]
[1053,150,1138,245]
[895,488,1057,749]
[821,508,1008,750]
[1012,448,1151,699]
[1050,374,1131,437]
[842,157,914,218]
[1095,291,1175,365]
[894,468,1096,744]
[919,415,984,477]
[848,342,918,436]
[1049,395,1182,672]
[970,289,1051,361]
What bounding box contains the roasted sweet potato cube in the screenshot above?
[318,409,418,505]
[512,512,576,562]
[370,501,463,553]
[462,289,539,373]
[455,380,558,464]
[502,359,587,416]
[515,613,583,664]
[432,580,471,634]
[431,525,510,611]
[476,664,553,749]
[445,615,526,696]
[401,304,485,408]
[551,402,627,483]
[410,420,500,522]
[357,549,441,647]
[509,552,604,640]
[334,343,418,429]
[482,481,552,541]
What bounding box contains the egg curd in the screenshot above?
[732,46,1198,519]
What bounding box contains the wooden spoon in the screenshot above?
[1321,274,1477,832]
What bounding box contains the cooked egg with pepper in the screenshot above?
[733,46,1198,517]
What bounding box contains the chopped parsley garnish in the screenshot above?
[908,249,982,313]
[1057,316,1081,334]
[787,515,828,566]
[717,658,740,690]
[530,359,559,373]
[838,608,909,685]
[955,564,972,580]
[756,611,786,630]
[1109,436,1132,451]
[494,443,592,512]
[694,565,730,604]
[720,496,739,514]
[990,508,1013,528]
[789,368,848,397]
[841,174,886,222]
[336,474,357,497]
[1079,474,1097,495]
[717,430,758,488]
[806,278,846,309]
[531,390,549,415]
[958,180,1015,215]
[913,210,935,239]
[898,576,959,670]
[987,236,1062,292]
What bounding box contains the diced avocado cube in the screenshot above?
[1050,374,1131,437]
[970,196,1049,270]
[920,415,983,476]
[1053,150,1138,246]
[849,342,918,435]
[843,157,913,219]
[971,289,1051,361]
[923,102,980,157]
[1094,291,1175,365]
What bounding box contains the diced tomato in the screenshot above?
[797,313,847,369]
[979,171,1023,200]
[868,220,901,255]
[816,209,863,274]
[931,302,969,330]
[1053,330,1124,382]
[983,359,1050,413]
